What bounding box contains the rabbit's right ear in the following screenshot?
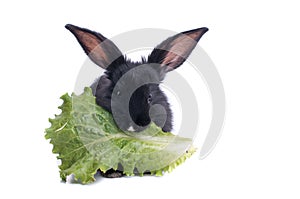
[148,27,208,72]
[65,24,123,69]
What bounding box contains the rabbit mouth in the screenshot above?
[127,126,135,132]
[125,121,150,132]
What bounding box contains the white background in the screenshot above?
[1,0,299,198]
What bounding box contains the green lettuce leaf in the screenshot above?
[45,87,195,184]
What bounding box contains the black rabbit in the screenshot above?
[65,24,208,177]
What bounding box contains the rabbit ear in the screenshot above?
[65,24,123,69]
[148,27,208,72]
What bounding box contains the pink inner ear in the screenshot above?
[89,45,109,66]
[74,30,109,66]
[161,35,198,68]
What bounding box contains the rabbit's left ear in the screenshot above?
[148,27,208,72]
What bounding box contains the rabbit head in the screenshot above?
[65,24,208,132]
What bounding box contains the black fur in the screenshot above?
[66,24,208,133]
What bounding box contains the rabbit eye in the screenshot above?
[147,94,152,104]
[117,91,121,96]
